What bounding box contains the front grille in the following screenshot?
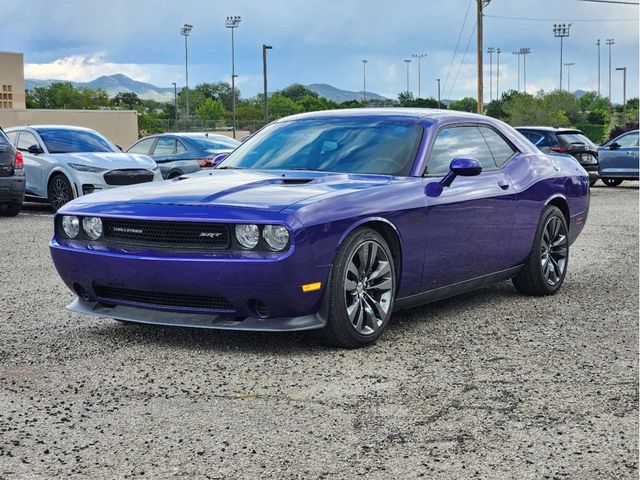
[94,284,234,311]
[103,169,155,186]
[103,219,230,250]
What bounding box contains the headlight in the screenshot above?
[69,163,108,173]
[82,217,103,240]
[61,215,80,238]
[150,164,159,171]
[263,225,290,251]
[235,224,259,249]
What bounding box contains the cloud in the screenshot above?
[24,54,180,84]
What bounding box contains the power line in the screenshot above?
[580,0,638,5]
[484,13,636,22]
[449,21,477,99]
[443,0,473,95]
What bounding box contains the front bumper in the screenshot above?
[71,169,162,197]
[50,237,331,331]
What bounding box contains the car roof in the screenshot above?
[516,126,583,134]
[5,124,98,133]
[170,132,237,139]
[278,107,485,123]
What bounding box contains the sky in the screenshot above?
[1,0,638,103]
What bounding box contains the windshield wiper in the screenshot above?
[216,166,244,170]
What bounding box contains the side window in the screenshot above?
[617,132,639,148]
[426,126,497,175]
[152,137,176,155]
[176,139,187,154]
[5,131,17,145]
[17,131,39,152]
[127,137,155,154]
[479,127,516,167]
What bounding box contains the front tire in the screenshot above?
[48,174,74,212]
[513,205,569,296]
[317,228,396,348]
[602,178,623,187]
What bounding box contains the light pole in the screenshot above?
[512,50,521,91]
[616,66,627,125]
[597,39,601,96]
[564,62,575,92]
[487,47,494,102]
[437,78,441,108]
[496,48,501,99]
[362,59,368,105]
[171,82,177,125]
[179,24,193,127]
[606,38,615,106]
[411,53,427,99]
[520,47,531,93]
[553,23,571,91]
[225,15,241,138]
[262,44,272,125]
[403,59,411,95]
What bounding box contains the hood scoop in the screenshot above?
[280,178,314,185]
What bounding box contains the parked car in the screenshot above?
[51,109,589,348]
[4,125,161,211]
[597,130,639,187]
[127,133,240,179]
[0,127,25,217]
[516,127,599,186]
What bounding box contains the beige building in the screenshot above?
[0,51,138,146]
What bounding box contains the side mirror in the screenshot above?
[609,142,621,150]
[212,153,228,168]
[115,144,124,152]
[426,157,482,197]
[27,144,42,155]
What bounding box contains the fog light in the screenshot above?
[263,225,290,251]
[82,217,103,240]
[235,224,259,249]
[62,215,80,238]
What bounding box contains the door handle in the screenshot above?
[498,180,510,190]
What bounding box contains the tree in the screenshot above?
[279,84,318,103]
[267,93,302,121]
[112,91,142,109]
[397,91,414,106]
[449,97,478,113]
[195,98,226,121]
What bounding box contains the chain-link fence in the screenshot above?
[138,118,267,137]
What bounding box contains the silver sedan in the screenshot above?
[4,125,162,211]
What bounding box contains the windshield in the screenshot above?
[188,136,240,150]
[219,119,423,176]
[37,128,117,154]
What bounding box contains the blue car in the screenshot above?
[598,130,639,187]
[127,133,240,179]
[50,109,589,348]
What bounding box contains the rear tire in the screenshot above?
[48,173,74,211]
[316,228,396,348]
[512,205,569,296]
[0,201,23,217]
[602,178,623,187]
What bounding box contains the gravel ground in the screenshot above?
[0,183,638,479]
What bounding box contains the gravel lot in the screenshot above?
[0,183,638,479]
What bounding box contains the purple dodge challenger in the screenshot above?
[50,109,589,348]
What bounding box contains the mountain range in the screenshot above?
[25,74,389,103]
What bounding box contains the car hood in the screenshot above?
[51,152,156,169]
[67,169,394,212]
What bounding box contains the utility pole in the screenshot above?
[564,62,575,92]
[487,47,494,102]
[597,39,601,95]
[477,0,490,114]
[262,44,272,125]
[553,24,571,91]
[225,16,242,138]
[606,38,615,107]
[512,50,521,91]
[362,59,368,104]
[404,59,411,95]
[616,66,627,124]
[179,24,193,128]
[437,78,441,108]
[411,53,427,99]
[496,48,501,100]
[520,47,531,93]
[171,82,177,126]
